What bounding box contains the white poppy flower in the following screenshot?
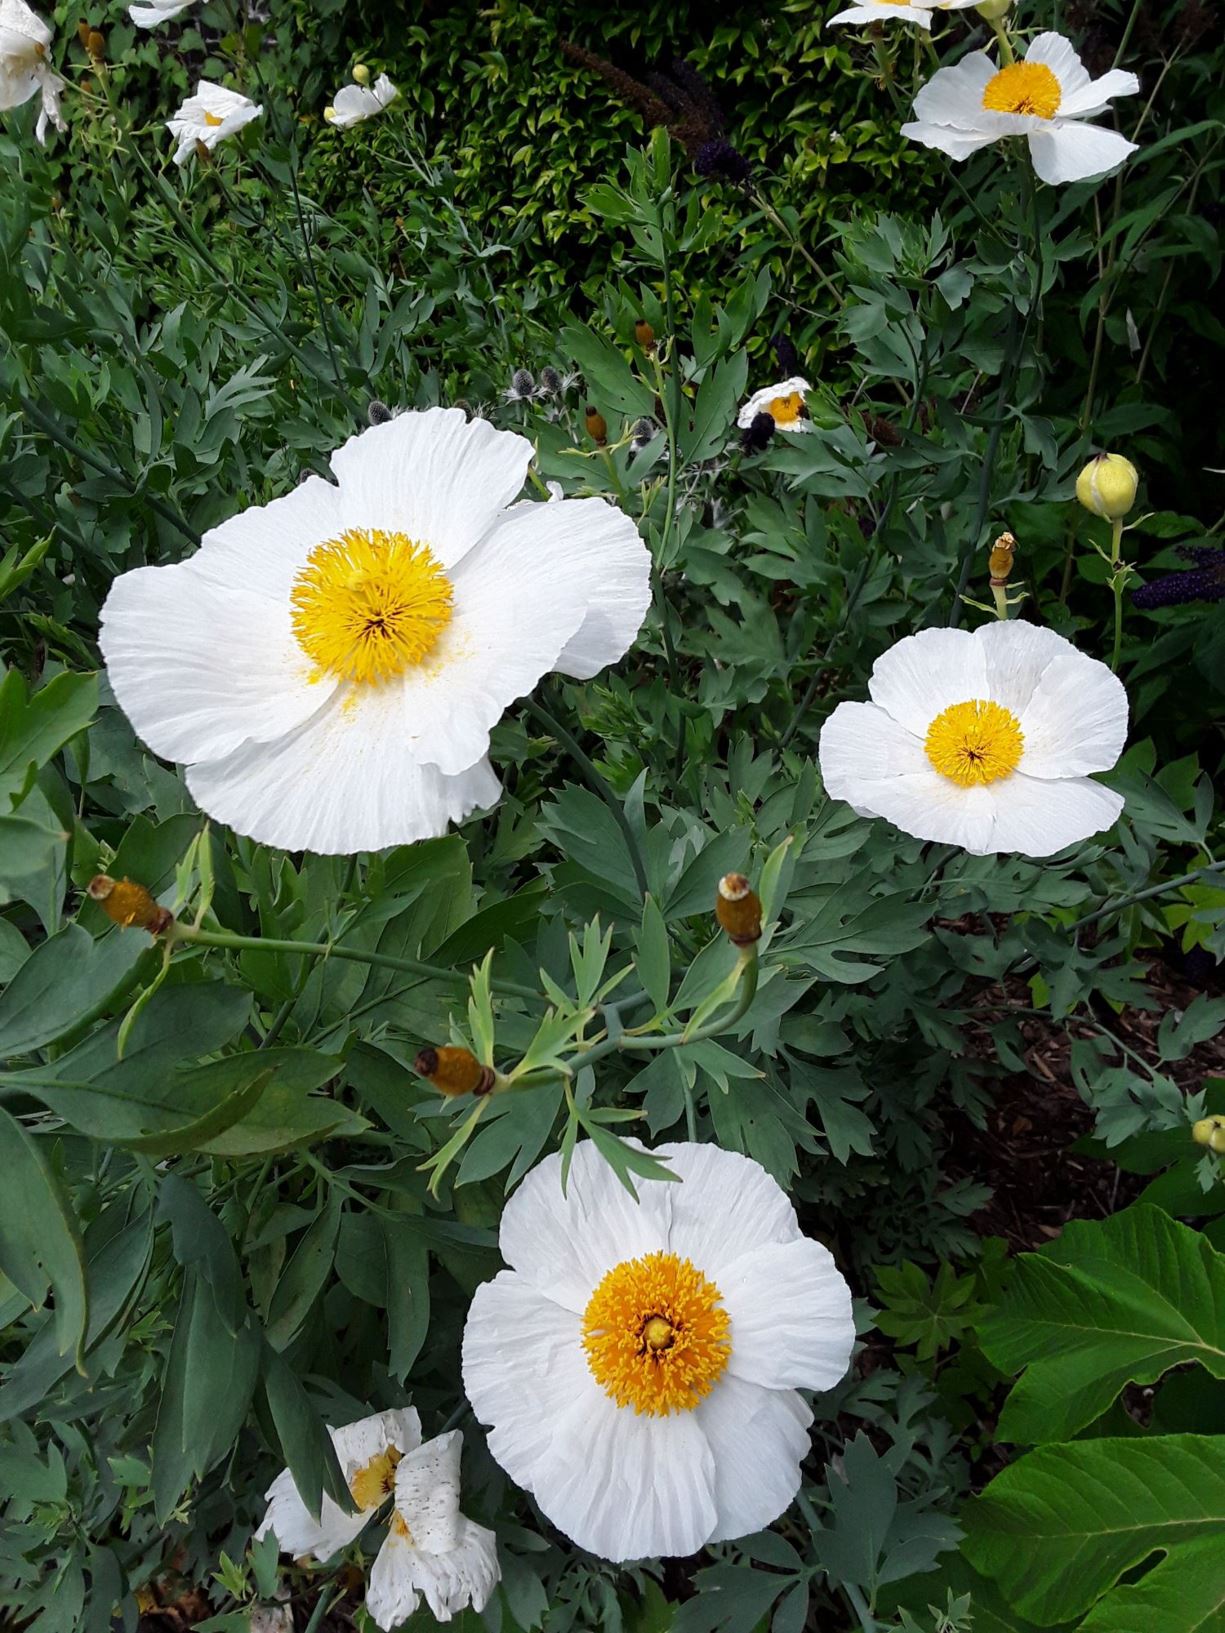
[818,622,1129,857]
[0,0,65,144]
[129,0,195,25]
[736,376,812,433]
[256,1408,499,1633]
[165,81,262,166]
[900,32,1139,185]
[325,71,399,129]
[826,0,983,32]
[98,409,651,855]
[462,1141,855,1563]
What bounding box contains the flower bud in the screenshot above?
[1192,1116,1225,1155]
[989,531,1017,587]
[538,365,562,397]
[975,0,1012,18]
[1076,453,1139,521]
[511,368,535,399]
[414,1045,495,1098]
[352,64,371,85]
[77,20,92,46]
[86,28,106,60]
[634,317,656,353]
[715,873,762,946]
[585,406,608,446]
[367,399,393,426]
[87,874,174,935]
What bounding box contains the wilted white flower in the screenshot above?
[818,622,1128,855]
[324,71,399,129]
[736,376,812,433]
[99,409,651,854]
[129,0,196,25]
[826,0,983,30]
[901,32,1139,184]
[256,1408,499,1633]
[166,81,262,165]
[463,1141,855,1562]
[0,0,65,144]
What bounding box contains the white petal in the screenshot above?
[1,0,51,50]
[818,701,929,804]
[193,472,345,603]
[254,1469,367,1560]
[910,53,996,130]
[334,1408,423,1478]
[129,0,194,24]
[736,378,812,430]
[829,763,1000,853]
[326,74,398,127]
[526,498,653,680]
[394,1431,462,1554]
[99,560,335,766]
[367,1531,421,1633]
[402,1517,500,1620]
[985,773,1124,855]
[1022,30,1092,104]
[1059,68,1140,118]
[656,1142,802,1280]
[827,4,935,26]
[975,620,1076,717]
[867,627,987,736]
[719,1238,855,1391]
[696,1376,813,1544]
[1017,650,1129,778]
[497,1142,671,1314]
[185,699,501,854]
[901,120,1001,161]
[329,409,532,572]
[1028,122,1136,185]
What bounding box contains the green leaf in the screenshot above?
[383,1214,430,1383]
[265,1195,341,1352]
[0,1107,88,1366]
[979,1205,1225,1443]
[963,1435,1225,1627]
[260,1345,355,1523]
[116,1065,275,1156]
[0,668,97,806]
[635,894,671,1017]
[0,922,151,1057]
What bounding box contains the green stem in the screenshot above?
[1109,515,1126,671]
[748,184,843,307]
[1013,861,1225,975]
[288,155,345,396]
[778,554,872,751]
[990,18,1016,64]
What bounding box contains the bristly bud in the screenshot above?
[989,532,1017,587]
[634,317,656,353]
[538,365,563,397]
[367,399,393,425]
[585,405,608,446]
[631,416,655,445]
[87,875,174,936]
[1076,452,1139,521]
[510,368,535,399]
[1192,1115,1225,1155]
[739,411,775,454]
[414,1045,496,1098]
[693,139,752,185]
[352,63,371,85]
[715,873,763,946]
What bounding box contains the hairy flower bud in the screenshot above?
[87,874,174,935]
[585,405,608,445]
[414,1045,496,1098]
[511,368,535,399]
[715,873,762,946]
[538,365,562,397]
[1192,1116,1225,1155]
[367,399,393,425]
[1076,453,1139,521]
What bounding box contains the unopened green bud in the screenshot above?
[1076,453,1139,521]
[352,63,371,85]
[1192,1116,1225,1155]
[975,0,1012,18]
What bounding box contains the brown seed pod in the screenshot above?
[715,873,762,946]
[87,875,174,935]
[634,317,656,353]
[584,406,608,446]
[989,531,1017,587]
[414,1045,496,1097]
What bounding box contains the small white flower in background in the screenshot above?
[901,31,1139,185]
[826,0,983,32]
[325,71,399,128]
[736,376,813,434]
[129,0,196,25]
[0,0,65,144]
[818,622,1129,856]
[462,1141,855,1563]
[256,1408,499,1633]
[98,408,651,854]
[166,81,262,165]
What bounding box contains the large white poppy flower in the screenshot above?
[826,0,983,32]
[0,0,65,144]
[736,376,812,434]
[900,32,1139,185]
[166,81,262,166]
[462,1141,855,1563]
[256,1408,499,1632]
[99,409,650,854]
[129,0,195,24]
[818,622,1128,856]
[325,72,399,128]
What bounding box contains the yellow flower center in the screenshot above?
[924,699,1024,787]
[766,392,805,426]
[981,62,1062,120]
[291,527,453,685]
[582,1251,731,1417]
[203,111,225,128]
[349,1445,402,1511]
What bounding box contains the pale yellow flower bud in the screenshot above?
[352,63,371,85]
[975,0,1013,17]
[1076,453,1139,521]
[1192,1116,1225,1155]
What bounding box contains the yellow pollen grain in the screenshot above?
[349,1445,402,1511]
[582,1251,730,1416]
[203,111,225,127]
[291,527,453,686]
[924,698,1024,787]
[766,391,805,426]
[981,61,1062,120]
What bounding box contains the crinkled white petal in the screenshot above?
[1023,30,1092,104]
[910,51,996,130]
[976,620,1076,718]
[407,1514,499,1620]
[1028,122,1137,185]
[129,0,195,24]
[736,377,812,430]
[867,627,987,736]
[166,82,262,165]
[833,761,1000,853]
[1059,67,1140,119]
[0,0,51,52]
[655,1141,803,1280]
[819,699,929,801]
[826,3,937,29]
[394,1431,462,1554]
[901,120,1001,161]
[326,73,398,128]
[697,1376,813,1544]
[328,408,533,572]
[366,1530,422,1633]
[1016,652,1128,779]
[254,1468,368,1561]
[985,772,1124,855]
[334,1408,423,1478]
[718,1237,855,1391]
[185,701,502,853]
[497,1142,672,1314]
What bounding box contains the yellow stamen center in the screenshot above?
[349,1446,402,1511]
[582,1251,730,1416]
[291,527,453,685]
[766,391,805,426]
[924,699,1024,787]
[981,62,1062,120]
[203,111,225,127]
